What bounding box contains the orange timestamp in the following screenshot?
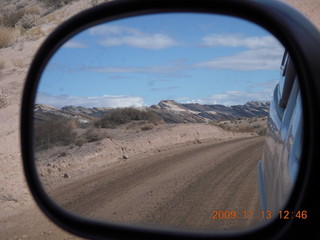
[211,210,308,220]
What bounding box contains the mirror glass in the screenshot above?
[33,13,302,231]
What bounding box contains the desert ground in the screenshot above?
[1,0,320,239]
[46,136,265,231]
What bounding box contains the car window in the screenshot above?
[279,58,296,109]
[280,78,299,140]
[278,51,289,100]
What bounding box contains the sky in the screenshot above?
[36,13,284,108]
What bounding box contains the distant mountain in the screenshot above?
[34,100,270,125]
[150,100,270,123]
[34,104,112,127]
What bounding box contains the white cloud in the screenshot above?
[181,79,275,106]
[89,25,177,50]
[202,34,280,49]
[62,41,87,48]
[100,34,176,49]
[83,65,181,74]
[208,89,273,106]
[36,92,145,108]
[196,48,283,71]
[89,25,139,35]
[182,98,207,105]
[199,34,284,71]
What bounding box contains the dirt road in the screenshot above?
[49,136,265,232]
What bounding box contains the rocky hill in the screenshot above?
[34,100,270,125]
[151,100,270,123]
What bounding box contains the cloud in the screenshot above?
[202,34,280,49]
[208,89,274,106]
[198,34,284,71]
[36,92,145,108]
[182,79,276,106]
[100,34,176,49]
[62,41,87,48]
[250,79,279,88]
[89,25,177,50]
[182,98,207,105]
[83,65,181,74]
[89,25,139,35]
[196,48,283,71]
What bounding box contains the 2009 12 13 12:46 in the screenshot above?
[212,210,307,220]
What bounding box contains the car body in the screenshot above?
[258,51,303,212]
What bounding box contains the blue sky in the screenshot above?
[36,13,284,108]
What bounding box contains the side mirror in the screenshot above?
[21,0,320,239]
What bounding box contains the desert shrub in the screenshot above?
[91,0,99,6]
[75,138,85,147]
[140,124,154,131]
[83,128,107,142]
[15,14,38,29]
[0,94,7,109]
[95,108,161,128]
[0,88,7,108]
[236,126,254,133]
[0,6,41,28]
[75,128,107,146]
[38,0,75,8]
[257,128,267,136]
[0,10,25,27]
[0,25,18,48]
[34,115,77,151]
[0,59,4,70]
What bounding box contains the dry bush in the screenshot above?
[210,120,253,133]
[257,128,267,136]
[15,14,38,29]
[210,117,268,136]
[141,124,154,131]
[75,128,108,146]
[0,93,8,109]
[34,115,77,151]
[0,10,25,27]
[38,0,75,8]
[91,0,98,6]
[0,25,18,48]
[95,107,161,129]
[84,128,107,141]
[235,125,254,133]
[0,59,4,69]
[0,6,42,30]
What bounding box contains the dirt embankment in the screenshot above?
[37,123,256,192]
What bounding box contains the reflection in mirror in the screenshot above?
[33,13,300,231]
